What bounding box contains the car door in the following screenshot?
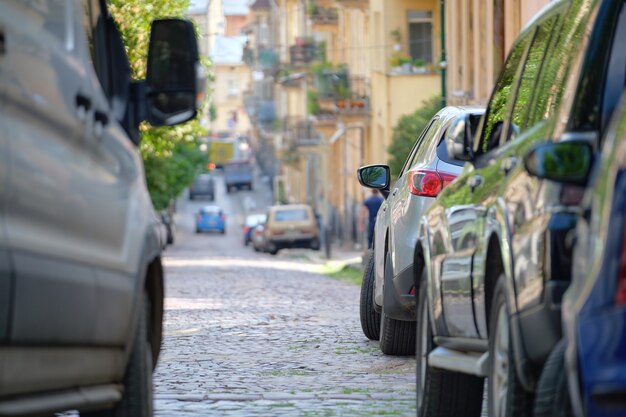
[0,81,11,343]
[435,30,533,338]
[2,0,102,347]
[374,117,437,306]
[81,0,144,346]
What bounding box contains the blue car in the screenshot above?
[195,206,226,234]
[525,93,626,417]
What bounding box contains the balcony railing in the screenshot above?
[282,117,321,147]
[311,72,370,116]
[289,38,324,67]
[243,46,279,70]
[309,6,338,25]
[336,76,370,115]
[244,93,276,126]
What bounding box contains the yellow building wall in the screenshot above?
[213,64,251,135]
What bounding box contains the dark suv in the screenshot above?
[414,1,626,416]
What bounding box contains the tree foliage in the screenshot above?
[387,96,442,176]
[109,0,211,209]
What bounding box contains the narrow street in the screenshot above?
[153,172,417,416]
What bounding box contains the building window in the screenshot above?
[407,10,433,64]
[228,80,239,97]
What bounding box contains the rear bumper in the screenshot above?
[268,236,318,249]
[197,222,225,231]
[383,264,415,321]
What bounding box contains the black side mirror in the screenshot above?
[146,19,204,126]
[357,165,390,191]
[524,141,593,185]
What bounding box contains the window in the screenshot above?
[509,15,559,138]
[274,209,309,222]
[477,32,532,154]
[408,10,433,64]
[400,117,437,176]
[228,79,239,97]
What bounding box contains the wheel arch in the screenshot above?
[144,256,164,370]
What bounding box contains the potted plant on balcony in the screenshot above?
[389,51,413,74]
[412,58,429,74]
[335,84,350,109]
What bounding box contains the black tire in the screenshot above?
[533,340,572,417]
[379,252,415,356]
[189,193,195,200]
[488,276,534,417]
[221,229,226,235]
[359,250,381,340]
[83,295,153,417]
[195,228,201,234]
[415,268,484,417]
[310,238,320,251]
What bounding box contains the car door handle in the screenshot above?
[500,156,518,174]
[467,175,483,191]
[75,93,92,121]
[392,188,399,197]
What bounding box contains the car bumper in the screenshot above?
[197,222,225,231]
[268,235,318,249]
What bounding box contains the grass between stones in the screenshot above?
[320,264,362,286]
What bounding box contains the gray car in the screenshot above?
[0,2,200,416]
[357,106,484,355]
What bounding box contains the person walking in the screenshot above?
[359,189,384,249]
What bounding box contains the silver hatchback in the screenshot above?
[357,106,484,355]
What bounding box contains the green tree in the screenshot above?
[387,96,441,176]
[109,0,212,209]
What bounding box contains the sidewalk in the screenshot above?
[304,246,367,273]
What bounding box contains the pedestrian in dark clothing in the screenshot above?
[359,189,384,248]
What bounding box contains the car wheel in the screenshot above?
[415,268,484,417]
[221,229,226,235]
[189,193,195,200]
[379,252,415,356]
[310,238,320,251]
[533,340,572,417]
[253,245,260,252]
[359,250,381,340]
[488,276,533,417]
[83,294,153,417]
[268,244,278,255]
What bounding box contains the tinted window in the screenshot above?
[529,4,593,131]
[510,15,559,138]
[478,32,532,154]
[274,209,309,222]
[436,135,464,166]
[399,118,437,176]
[201,206,221,214]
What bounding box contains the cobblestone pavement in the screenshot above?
[153,174,417,416]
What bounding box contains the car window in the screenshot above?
[274,209,309,222]
[401,117,438,175]
[477,31,532,154]
[509,15,560,139]
[528,5,592,132]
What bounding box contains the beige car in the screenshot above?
[264,205,320,255]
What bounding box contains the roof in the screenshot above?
[187,0,210,14]
[223,0,252,16]
[210,35,248,64]
[250,0,271,10]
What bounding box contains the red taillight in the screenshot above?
[195,213,201,221]
[408,170,457,197]
[617,229,626,304]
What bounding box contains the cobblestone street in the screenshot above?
[153,174,417,416]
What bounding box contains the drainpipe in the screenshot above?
[440,0,447,107]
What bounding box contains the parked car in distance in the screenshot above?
[160,211,176,245]
[189,173,215,201]
[195,206,227,234]
[243,214,267,246]
[415,1,626,416]
[0,2,202,415]
[357,106,484,356]
[528,93,626,417]
[263,204,320,255]
[225,159,254,192]
[251,223,267,252]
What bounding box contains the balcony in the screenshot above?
[309,5,338,30]
[311,69,370,118]
[336,76,370,118]
[244,93,276,127]
[282,117,321,148]
[335,0,368,9]
[289,37,324,67]
[243,46,279,71]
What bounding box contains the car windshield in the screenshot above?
[246,214,267,226]
[201,206,221,215]
[274,209,308,222]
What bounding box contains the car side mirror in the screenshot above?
[357,165,390,195]
[523,141,592,185]
[146,19,205,126]
[446,114,475,161]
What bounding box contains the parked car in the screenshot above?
[160,211,176,245]
[527,94,626,417]
[153,210,168,250]
[195,206,227,234]
[252,223,267,252]
[225,159,254,192]
[0,2,201,416]
[415,1,626,416]
[263,204,319,255]
[189,173,215,200]
[357,106,484,355]
[243,214,267,246]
